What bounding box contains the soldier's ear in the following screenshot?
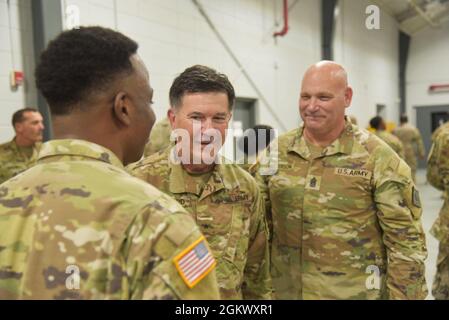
[344,86,353,108]
[112,92,132,127]
[14,122,23,134]
[167,108,177,130]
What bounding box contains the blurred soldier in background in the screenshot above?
[0,27,219,300]
[237,124,275,172]
[427,123,449,300]
[393,114,425,182]
[143,116,172,157]
[369,115,405,160]
[0,108,44,184]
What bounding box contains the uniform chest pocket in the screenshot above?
[196,199,251,263]
[321,167,373,215]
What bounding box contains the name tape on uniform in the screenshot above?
[335,168,372,180]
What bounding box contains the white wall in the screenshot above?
[0,0,406,145]
[61,0,321,134]
[0,0,38,143]
[334,0,400,130]
[407,18,449,125]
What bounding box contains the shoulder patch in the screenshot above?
[173,236,216,288]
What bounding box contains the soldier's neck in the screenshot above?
[52,116,125,165]
[303,126,344,148]
[182,163,215,174]
[14,135,35,148]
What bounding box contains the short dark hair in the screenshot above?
[12,108,39,127]
[369,116,383,130]
[169,65,235,110]
[35,26,138,115]
[400,114,408,124]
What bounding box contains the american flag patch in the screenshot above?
[173,236,216,288]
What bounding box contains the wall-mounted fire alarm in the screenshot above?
[10,71,24,88]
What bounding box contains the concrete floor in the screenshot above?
[416,169,443,300]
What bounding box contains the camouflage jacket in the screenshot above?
[431,121,449,142]
[393,124,425,167]
[0,139,220,300]
[253,120,427,300]
[128,147,272,300]
[429,128,449,245]
[0,138,40,184]
[374,131,405,160]
[143,117,172,158]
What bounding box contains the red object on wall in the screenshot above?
[273,0,289,37]
[429,84,449,93]
[10,71,24,87]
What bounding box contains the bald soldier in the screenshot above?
[427,124,449,299]
[252,61,427,299]
[393,114,425,182]
[129,65,272,300]
[0,27,219,299]
[0,108,44,184]
[369,115,405,159]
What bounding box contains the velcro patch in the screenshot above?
[173,236,216,288]
[335,168,372,180]
[305,175,321,191]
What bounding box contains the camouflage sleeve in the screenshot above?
[241,185,272,300]
[125,204,221,300]
[374,155,428,299]
[438,133,449,191]
[430,134,449,245]
[427,138,445,191]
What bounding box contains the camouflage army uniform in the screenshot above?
[0,139,220,300]
[427,127,449,299]
[143,117,172,157]
[393,124,425,182]
[253,119,427,300]
[431,121,449,142]
[0,138,41,184]
[374,130,405,160]
[128,146,272,300]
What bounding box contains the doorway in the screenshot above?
[415,105,449,168]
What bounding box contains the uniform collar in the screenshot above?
[10,137,40,160]
[166,147,230,200]
[37,139,124,169]
[288,117,354,160]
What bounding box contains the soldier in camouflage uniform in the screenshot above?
[431,119,449,142]
[427,124,449,299]
[143,116,172,157]
[252,61,427,299]
[0,108,44,184]
[369,116,405,160]
[129,65,272,300]
[393,114,425,182]
[0,27,219,300]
